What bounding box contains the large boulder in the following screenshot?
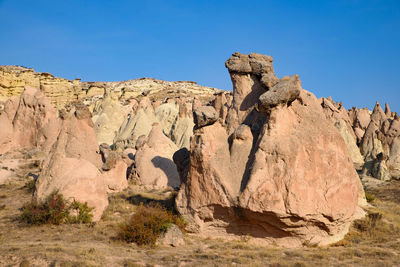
[129,124,180,189]
[176,53,362,247]
[193,106,218,129]
[35,107,107,221]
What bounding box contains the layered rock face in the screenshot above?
[0,65,222,109]
[176,53,361,247]
[0,66,83,108]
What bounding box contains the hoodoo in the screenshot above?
[176,53,363,246]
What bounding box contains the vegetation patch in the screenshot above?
[118,203,186,247]
[365,193,375,203]
[20,191,94,225]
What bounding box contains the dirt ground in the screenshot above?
[0,153,399,267]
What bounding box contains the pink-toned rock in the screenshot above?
[176,53,362,247]
[370,102,387,126]
[359,120,384,162]
[58,105,102,168]
[225,52,277,133]
[0,97,18,154]
[35,156,107,221]
[213,92,228,122]
[35,107,107,221]
[0,87,60,154]
[102,160,128,193]
[388,137,400,179]
[320,97,363,168]
[13,86,60,151]
[129,124,180,189]
[385,103,392,118]
[348,107,371,144]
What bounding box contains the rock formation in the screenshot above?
[34,104,107,221]
[0,86,60,154]
[224,52,278,134]
[176,53,362,247]
[320,97,364,169]
[0,65,222,109]
[0,87,129,221]
[128,123,180,189]
[92,88,128,145]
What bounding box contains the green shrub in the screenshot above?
[365,193,375,203]
[68,200,94,224]
[118,203,186,247]
[25,179,36,193]
[20,191,94,225]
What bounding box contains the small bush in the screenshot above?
[68,200,94,224]
[25,179,36,193]
[20,191,94,225]
[118,203,186,247]
[365,193,375,203]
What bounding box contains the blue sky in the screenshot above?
[0,0,399,111]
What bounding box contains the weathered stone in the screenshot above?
[173,147,190,184]
[258,75,301,113]
[92,92,127,145]
[193,106,218,129]
[156,224,185,247]
[0,87,60,154]
[176,56,361,247]
[129,124,180,189]
[224,52,277,133]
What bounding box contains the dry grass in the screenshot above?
[1,154,400,266]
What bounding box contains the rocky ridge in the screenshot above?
[0,65,222,109]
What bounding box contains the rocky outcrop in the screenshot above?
[363,152,391,181]
[0,65,222,109]
[320,97,364,169]
[225,52,278,134]
[128,124,180,189]
[0,66,83,108]
[193,106,218,129]
[0,86,60,154]
[30,94,129,221]
[34,105,107,221]
[92,89,128,145]
[176,53,362,247]
[0,97,19,154]
[347,101,400,180]
[113,98,158,151]
[348,107,371,144]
